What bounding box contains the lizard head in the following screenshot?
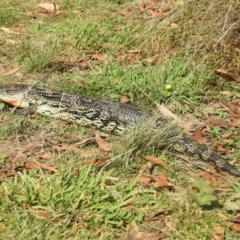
[0,84,34,108]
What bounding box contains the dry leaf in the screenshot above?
[234,47,240,53]
[137,176,153,184]
[26,11,33,17]
[149,10,161,18]
[216,69,239,81]
[170,23,179,29]
[95,133,111,152]
[212,226,225,240]
[226,102,240,116]
[87,158,108,166]
[149,0,159,6]
[216,145,227,153]
[153,174,169,187]
[156,104,179,122]
[228,214,240,232]
[27,209,52,220]
[38,152,52,160]
[161,3,171,12]
[5,39,18,45]
[139,3,145,11]
[208,118,228,128]
[25,161,58,173]
[217,212,229,221]
[0,170,16,178]
[74,137,95,146]
[128,49,142,54]
[3,67,21,76]
[121,9,131,17]
[38,3,60,13]
[192,130,203,141]
[78,60,89,69]
[1,27,20,35]
[136,232,166,240]
[203,171,218,187]
[229,222,240,232]
[142,156,167,168]
[229,121,239,127]
[120,96,131,103]
[92,53,105,61]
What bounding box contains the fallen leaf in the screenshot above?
[153,174,170,187]
[78,60,89,69]
[149,10,161,18]
[1,27,20,35]
[125,202,133,211]
[235,47,240,53]
[229,121,239,127]
[149,0,158,6]
[232,98,240,105]
[211,226,224,240]
[216,145,227,153]
[3,67,21,76]
[121,9,131,18]
[156,104,179,123]
[193,130,203,141]
[208,118,228,128]
[229,222,240,232]
[0,170,16,178]
[87,158,108,166]
[128,49,142,54]
[142,156,167,168]
[188,170,199,177]
[95,133,111,152]
[74,137,95,146]
[203,171,218,187]
[139,3,145,11]
[216,69,239,81]
[27,209,52,220]
[38,3,60,13]
[127,55,137,64]
[161,3,171,12]
[156,57,164,64]
[92,53,105,61]
[5,39,18,45]
[114,25,124,31]
[217,212,229,221]
[226,102,240,116]
[37,152,52,160]
[136,232,166,240]
[120,96,131,103]
[137,176,153,184]
[26,11,33,17]
[170,23,179,29]
[25,161,58,173]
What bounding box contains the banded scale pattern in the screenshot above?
[0,84,239,176]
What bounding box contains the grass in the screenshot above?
[0,0,240,239]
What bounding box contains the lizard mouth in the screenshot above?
[0,97,29,108]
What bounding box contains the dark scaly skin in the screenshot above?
[0,84,240,176]
[175,135,240,177]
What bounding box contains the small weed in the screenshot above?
[208,126,222,140]
[191,179,218,206]
[214,108,229,119]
